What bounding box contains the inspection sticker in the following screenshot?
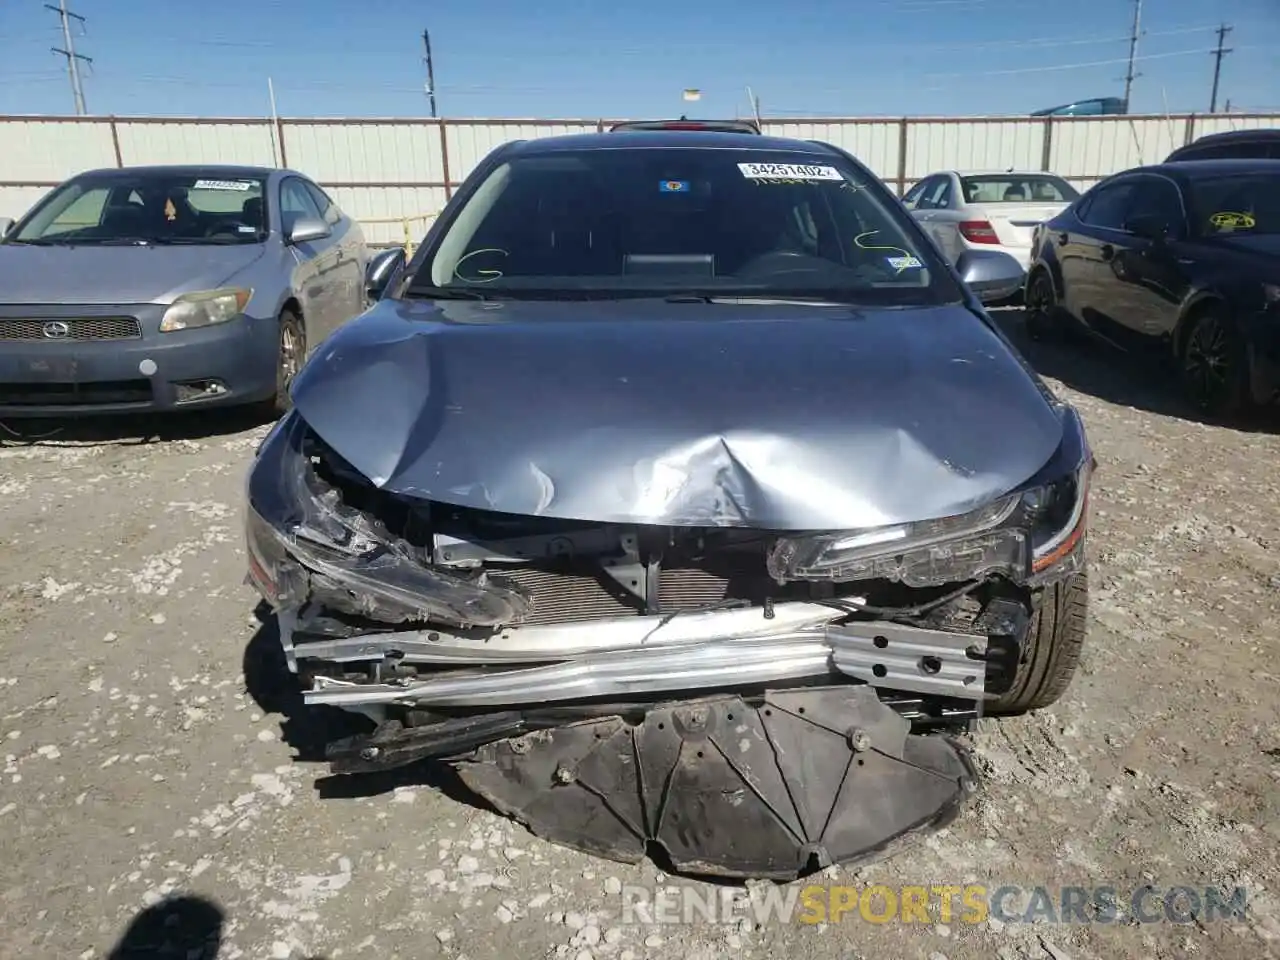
[738,162,843,181]
[192,179,255,191]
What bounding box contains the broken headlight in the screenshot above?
[768,405,1092,589]
[244,412,533,627]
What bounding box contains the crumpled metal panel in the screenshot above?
[290,298,1064,531]
[454,686,977,880]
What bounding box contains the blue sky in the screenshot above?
[1,0,1277,119]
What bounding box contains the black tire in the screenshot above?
[264,308,306,420]
[1180,307,1251,418]
[988,569,1088,714]
[1023,269,1058,342]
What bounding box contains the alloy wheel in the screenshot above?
[1024,273,1054,340]
[1183,314,1238,414]
[279,319,302,388]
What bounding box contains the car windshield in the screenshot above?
[1187,173,1280,236]
[9,173,268,245]
[410,147,955,305]
[961,175,1079,204]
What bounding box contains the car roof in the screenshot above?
[74,163,282,180]
[1179,128,1280,146]
[946,169,1069,177]
[1129,157,1280,178]
[608,118,761,134]
[505,130,840,156]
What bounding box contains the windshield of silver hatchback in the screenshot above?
[10,175,268,246]
[410,149,945,301]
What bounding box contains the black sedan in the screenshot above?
[1024,158,1280,417]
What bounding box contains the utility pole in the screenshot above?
[422,30,438,118]
[1209,23,1233,113]
[1122,0,1142,113]
[47,0,90,115]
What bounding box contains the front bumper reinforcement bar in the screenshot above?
[297,605,989,708]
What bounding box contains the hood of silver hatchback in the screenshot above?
[0,243,265,304]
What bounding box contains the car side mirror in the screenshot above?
[288,218,331,245]
[956,249,1025,304]
[1125,214,1169,242]
[0,217,14,238]
[365,246,406,302]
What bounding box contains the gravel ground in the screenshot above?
[3,311,1279,960]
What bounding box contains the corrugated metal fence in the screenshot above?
[1,112,1277,245]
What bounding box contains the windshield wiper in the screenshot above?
[71,237,153,246]
[663,293,853,305]
[404,286,510,301]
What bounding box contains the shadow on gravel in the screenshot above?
[992,308,1280,435]
[241,603,492,811]
[104,892,330,959]
[0,406,271,446]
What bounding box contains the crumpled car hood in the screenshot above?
[290,298,1063,530]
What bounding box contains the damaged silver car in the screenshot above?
[244,127,1093,880]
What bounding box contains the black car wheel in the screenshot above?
[988,569,1088,715]
[1023,270,1058,341]
[265,308,306,419]
[1181,307,1250,418]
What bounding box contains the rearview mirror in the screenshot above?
[365,247,406,302]
[956,249,1025,304]
[288,218,331,245]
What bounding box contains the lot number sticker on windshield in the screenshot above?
[192,179,255,191]
[887,255,923,271]
[738,163,843,181]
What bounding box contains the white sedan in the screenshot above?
[901,170,1080,272]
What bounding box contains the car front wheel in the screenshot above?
[988,569,1088,714]
[265,308,306,419]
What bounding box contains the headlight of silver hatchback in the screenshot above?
[159,287,252,332]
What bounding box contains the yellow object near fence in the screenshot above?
[359,211,439,256]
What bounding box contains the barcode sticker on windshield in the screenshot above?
[737,163,842,181]
[192,179,254,191]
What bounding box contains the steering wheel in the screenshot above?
[735,249,827,279]
[204,217,246,239]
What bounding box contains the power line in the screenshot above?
[1123,0,1143,111]
[924,46,1212,80]
[1209,23,1233,113]
[422,29,438,118]
[46,0,90,115]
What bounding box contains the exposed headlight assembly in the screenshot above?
[244,413,532,629]
[768,405,1093,589]
[159,287,252,332]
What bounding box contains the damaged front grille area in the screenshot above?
[246,415,1028,702]
[297,424,867,626]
